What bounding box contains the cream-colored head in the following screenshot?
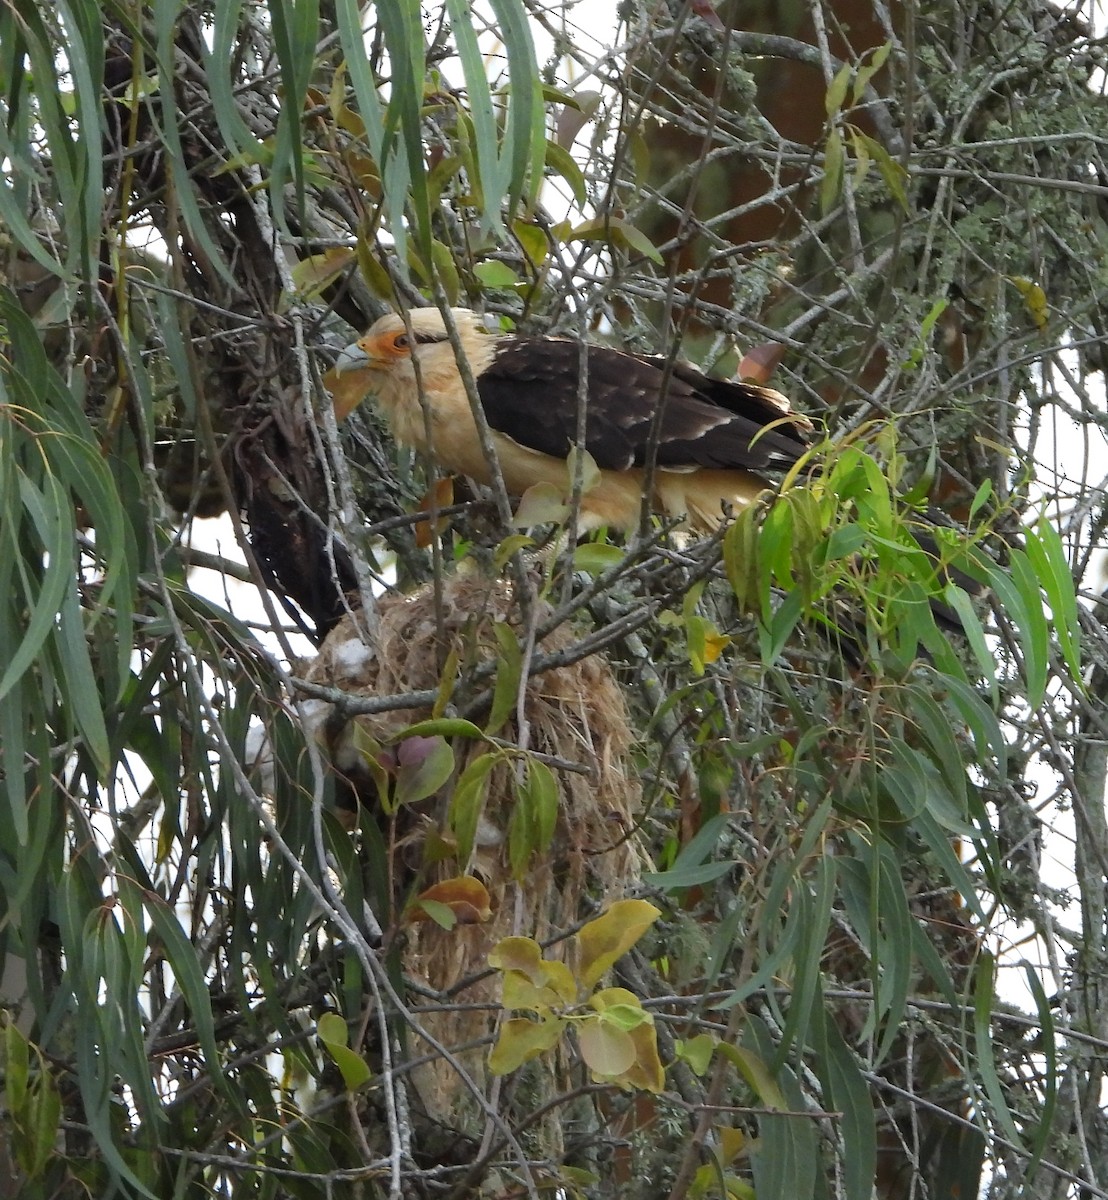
[333,308,489,421]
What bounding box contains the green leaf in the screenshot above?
[475,260,520,288]
[993,551,1049,706]
[974,951,1023,1147]
[759,589,804,665]
[486,621,522,735]
[266,0,320,226]
[143,892,231,1102]
[825,62,852,115]
[317,1012,372,1090]
[871,844,913,1064]
[449,752,497,867]
[912,808,987,924]
[573,541,625,575]
[1025,516,1081,686]
[816,1001,876,1200]
[851,41,891,107]
[938,671,1008,779]
[568,215,663,264]
[521,757,559,853]
[56,583,110,774]
[514,219,549,266]
[614,219,664,264]
[776,855,835,1065]
[393,736,455,807]
[675,1034,716,1077]
[746,1020,818,1200]
[544,139,588,208]
[508,782,536,879]
[445,0,507,231]
[414,897,457,929]
[716,1041,785,1110]
[643,813,736,890]
[155,0,236,284]
[943,584,998,702]
[821,126,844,214]
[865,133,909,211]
[487,0,546,220]
[901,298,950,370]
[400,717,487,741]
[722,504,761,610]
[1023,960,1056,1184]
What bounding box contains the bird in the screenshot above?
[329,307,812,532]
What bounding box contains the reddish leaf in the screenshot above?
[409,875,492,925]
[415,477,455,547]
[737,342,786,384]
[689,0,725,31]
[555,90,601,149]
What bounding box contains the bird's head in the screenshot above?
[331,308,486,421]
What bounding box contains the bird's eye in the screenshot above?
[393,334,410,350]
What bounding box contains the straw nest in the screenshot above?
[303,572,644,1132]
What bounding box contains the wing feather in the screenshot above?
[475,338,808,474]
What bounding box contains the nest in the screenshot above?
[304,572,644,1132]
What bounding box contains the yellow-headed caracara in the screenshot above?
[332,308,811,532]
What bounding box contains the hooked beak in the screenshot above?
[334,341,372,374]
[327,342,379,422]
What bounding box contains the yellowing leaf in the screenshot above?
[702,629,731,664]
[513,219,550,266]
[512,482,570,528]
[577,1015,636,1077]
[718,1125,749,1166]
[621,1019,665,1093]
[825,61,852,116]
[685,613,730,674]
[289,247,356,300]
[501,961,576,1010]
[489,1015,564,1074]
[577,899,661,989]
[716,1042,786,1109]
[488,935,543,976]
[490,936,576,1007]
[566,445,602,495]
[494,533,536,571]
[1009,275,1049,330]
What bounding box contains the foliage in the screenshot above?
[0,1,1106,1198]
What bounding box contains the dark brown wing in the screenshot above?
[475,337,809,472]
